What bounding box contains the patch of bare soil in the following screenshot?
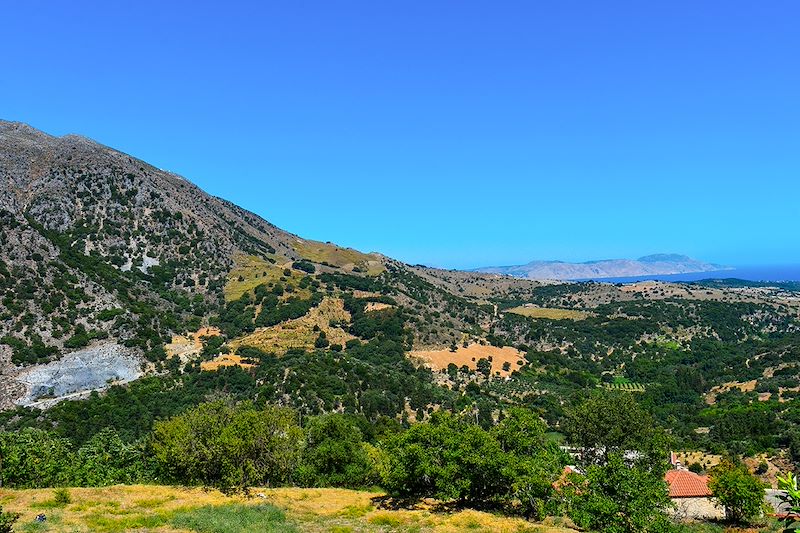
[674,451,722,471]
[365,302,393,312]
[705,379,758,405]
[200,354,255,371]
[165,326,221,363]
[744,454,791,488]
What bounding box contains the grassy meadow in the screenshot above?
[223,255,295,302]
[292,241,384,275]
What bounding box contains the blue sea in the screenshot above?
[573,265,800,284]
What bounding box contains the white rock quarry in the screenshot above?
[138,254,160,273]
[13,342,145,408]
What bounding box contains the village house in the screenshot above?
[665,468,723,521]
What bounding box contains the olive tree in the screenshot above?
[709,459,766,524]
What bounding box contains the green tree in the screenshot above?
[296,414,375,488]
[150,400,303,492]
[492,408,566,518]
[566,453,675,533]
[0,428,74,488]
[314,331,329,349]
[492,408,548,455]
[563,390,669,468]
[476,358,492,378]
[561,391,675,531]
[708,459,766,524]
[380,412,509,503]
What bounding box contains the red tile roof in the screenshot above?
[665,469,712,498]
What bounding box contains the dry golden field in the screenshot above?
[224,255,303,302]
[0,485,578,533]
[199,354,256,371]
[410,344,527,378]
[505,306,588,320]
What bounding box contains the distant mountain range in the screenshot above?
[474,254,732,280]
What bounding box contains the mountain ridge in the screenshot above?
[474,254,731,280]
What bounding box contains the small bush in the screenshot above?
[292,260,316,274]
[53,488,71,506]
[0,506,20,533]
[368,513,405,527]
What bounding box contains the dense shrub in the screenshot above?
[0,427,150,488]
[0,428,74,488]
[295,414,376,488]
[72,428,154,486]
[150,401,303,492]
[0,506,19,533]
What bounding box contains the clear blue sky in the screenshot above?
[3,1,798,269]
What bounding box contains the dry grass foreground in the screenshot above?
[411,344,527,378]
[505,306,589,320]
[229,297,355,356]
[0,485,578,533]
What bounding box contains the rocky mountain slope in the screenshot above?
[0,121,307,347]
[474,253,730,280]
[0,121,504,407]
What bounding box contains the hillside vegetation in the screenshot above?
[2,122,800,531]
